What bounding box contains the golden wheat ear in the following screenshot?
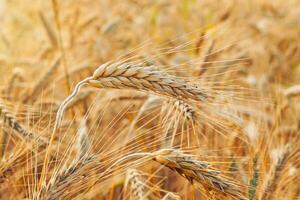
[89,61,208,102]
[160,98,199,147]
[152,149,247,200]
[54,61,208,132]
[39,154,96,200]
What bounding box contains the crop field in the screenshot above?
[0,0,299,199]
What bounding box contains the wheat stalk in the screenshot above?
[3,68,24,101]
[39,12,58,47]
[22,57,61,103]
[63,89,93,111]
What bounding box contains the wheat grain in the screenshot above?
[40,121,94,199]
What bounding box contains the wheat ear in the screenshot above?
[54,61,207,130]
[170,99,196,122]
[40,155,96,200]
[261,146,290,200]
[89,62,207,102]
[152,149,246,200]
[125,169,146,200]
[42,130,94,200]
[0,102,47,145]
[100,149,246,200]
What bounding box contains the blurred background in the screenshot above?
[0,0,299,87]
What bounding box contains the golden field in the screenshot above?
[0,0,299,199]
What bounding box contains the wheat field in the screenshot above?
[0,0,299,199]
